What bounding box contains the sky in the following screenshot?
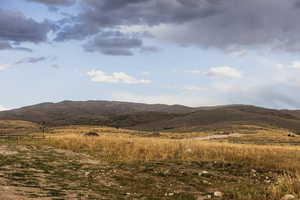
[1,0,300,110]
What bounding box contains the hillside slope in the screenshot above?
[1,101,300,133]
[0,100,192,123]
[131,105,300,132]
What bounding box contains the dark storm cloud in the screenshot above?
[84,35,143,56]
[26,0,76,11]
[54,0,300,52]
[15,56,47,65]
[56,0,221,41]
[293,0,300,8]
[159,0,300,50]
[26,0,76,6]
[0,9,56,44]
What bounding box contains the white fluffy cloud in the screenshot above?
[204,66,242,78]
[187,66,242,78]
[87,70,151,84]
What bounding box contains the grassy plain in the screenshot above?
[1,121,300,199]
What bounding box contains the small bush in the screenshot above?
[84,132,99,137]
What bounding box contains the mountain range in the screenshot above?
[1,100,300,133]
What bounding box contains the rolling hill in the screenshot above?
[1,100,300,133]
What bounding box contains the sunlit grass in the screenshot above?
[45,133,300,172]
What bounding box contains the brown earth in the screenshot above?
[0,141,283,200]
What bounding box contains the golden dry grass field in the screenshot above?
[1,120,300,199]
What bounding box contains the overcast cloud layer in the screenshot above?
[3,0,300,53]
[52,0,300,52]
[6,0,300,53]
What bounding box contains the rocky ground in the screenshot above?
[0,139,285,200]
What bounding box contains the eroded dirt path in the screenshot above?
[0,142,279,200]
[191,133,247,141]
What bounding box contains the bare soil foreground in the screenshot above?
[0,143,282,200]
[1,121,300,199]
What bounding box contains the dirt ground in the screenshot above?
[0,140,283,200]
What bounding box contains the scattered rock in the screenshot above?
[199,171,209,176]
[186,148,192,153]
[213,191,223,198]
[281,194,296,200]
[264,179,271,183]
[197,194,211,199]
[201,180,212,185]
[288,133,297,137]
[84,132,100,136]
[165,193,174,196]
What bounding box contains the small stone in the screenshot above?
[265,179,271,183]
[281,194,295,200]
[202,180,211,185]
[213,191,223,198]
[199,171,209,176]
[186,148,192,153]
[251,169,257,173]
[288,133,297,137]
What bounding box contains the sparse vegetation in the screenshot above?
[1,121,300,199]
[269,174,300,199]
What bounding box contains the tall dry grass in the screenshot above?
[46,134,300,172]
[269,173,300,199]
[42,133,300,198]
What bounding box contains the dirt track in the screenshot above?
[191,133,244,141]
